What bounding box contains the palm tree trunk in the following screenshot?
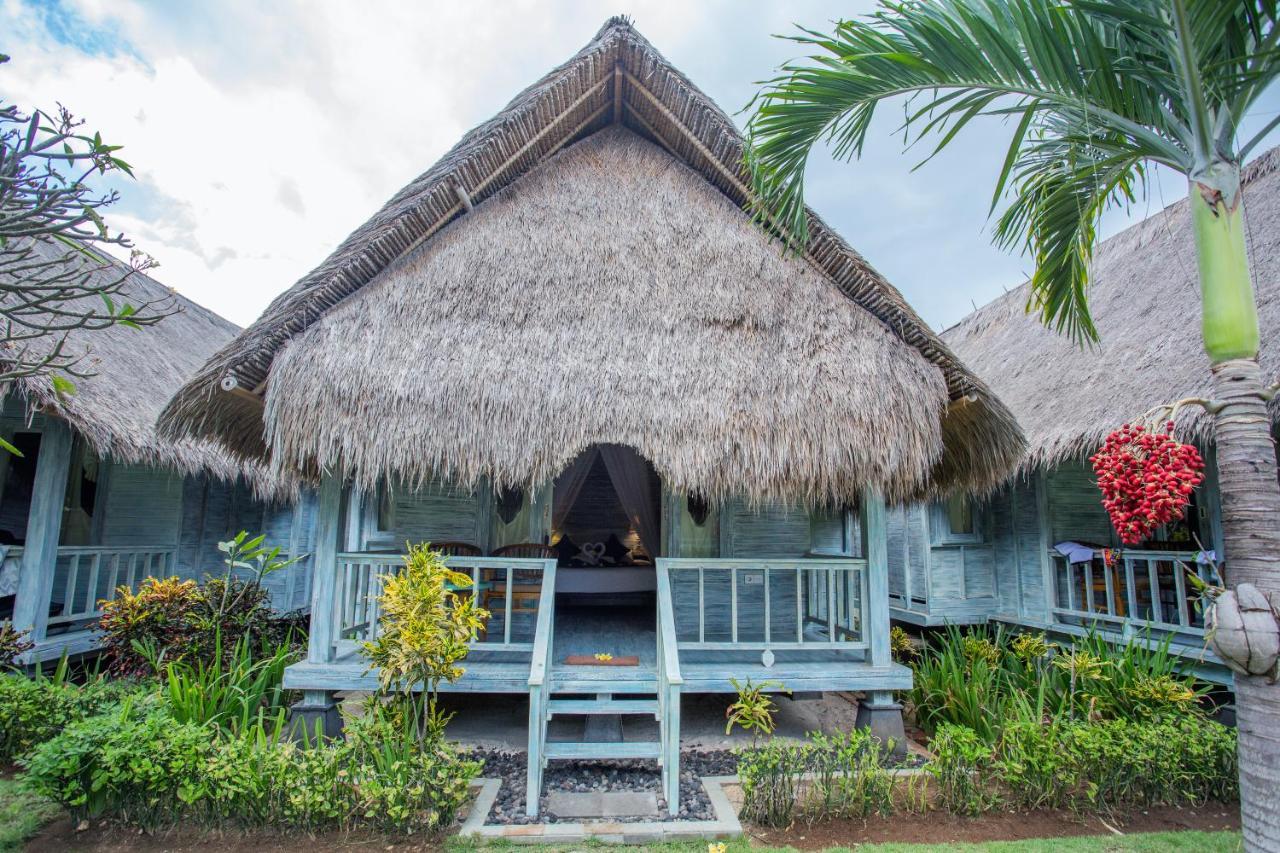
[1193,165,1280,852]
[1209,358,1280,851]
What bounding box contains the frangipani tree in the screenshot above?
[746,1,1279,847]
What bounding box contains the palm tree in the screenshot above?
[746,1,1279,846]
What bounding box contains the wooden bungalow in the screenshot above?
[159,18,1023,815]
[0,239,314,664]
[887,145,1280,681]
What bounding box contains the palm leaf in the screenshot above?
[746,0,1280,344]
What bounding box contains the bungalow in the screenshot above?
[886,144,1280,681]
[159,18,1023,816]
[0,239,315,664]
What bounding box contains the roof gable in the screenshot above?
[161,16,1024,497]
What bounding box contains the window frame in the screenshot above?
[930,494,984,546]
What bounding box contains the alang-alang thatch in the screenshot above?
[159,17,1024,507]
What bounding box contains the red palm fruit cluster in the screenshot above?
[1089,422,1205,546]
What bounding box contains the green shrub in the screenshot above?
[737,740,806,827]
[96,532,304,678]
[21,698,213,829]
[928,724,998,815]
[22,694,480,835]
[910,626,1208,742]
[737,729,901,828]
[0,668,142,763]
[927,714,1237,816]
[157,633,294,736]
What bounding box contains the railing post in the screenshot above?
[12,419,72,656]
[859,488,890,669]
[306,474,343,665]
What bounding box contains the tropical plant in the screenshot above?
[95,531,302,676]
[0,56,172,412]
[0,663,141,763]
[360,542,488,736]
[0,623,33,668]
[889,624,916,661]
[152,632,294,736]
[746,3,1280,844]
[725,677,789,740]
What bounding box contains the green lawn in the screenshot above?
[0,775,59,853]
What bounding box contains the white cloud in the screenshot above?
[2,0,1277,333]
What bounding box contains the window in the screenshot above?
[932,494,982,545]
[375,485,396,534]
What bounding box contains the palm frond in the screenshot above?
[746,0,1280,345]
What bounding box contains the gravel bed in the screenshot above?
[469,747,924,825]
[470,748,738,824]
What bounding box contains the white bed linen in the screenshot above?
[556,566,656,594]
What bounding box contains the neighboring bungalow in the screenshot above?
[887,145,1280,679]
[160,19,1023,815]
[0,239,315,663]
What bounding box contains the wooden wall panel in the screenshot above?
[392,478,485,548]
[722,499,811,558]
[99,462,183,547]
[1047,460,1115,546]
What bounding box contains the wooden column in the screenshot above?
[306,474,343,665]
[12,419,73,648]
[860,487,890,668]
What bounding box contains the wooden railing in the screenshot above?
[523,562,557,817]
[1050,550,1213,638]
[47,546,178,629]
[655,562,683,815]
[657,558,869,651]
[332,552,555,657]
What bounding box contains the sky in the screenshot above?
[3,0,1279,334]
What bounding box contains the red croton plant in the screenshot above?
[1090,423,1206,546]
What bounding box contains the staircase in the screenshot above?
[542,688,662,761]
[523,564,683,818]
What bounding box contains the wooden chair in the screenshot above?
[485,543,554,614]
[431,541,483,557]
[491,542,555,559]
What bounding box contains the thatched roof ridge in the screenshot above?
[3,239,275,487]
[942,146,1280,473]
[160,16,1024,497]
[264,128,955,504]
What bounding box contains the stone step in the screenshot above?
[546,698,659,717]
[543,741,662,761]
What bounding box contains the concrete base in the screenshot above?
[289,691,344,743]
[855,693,907,758]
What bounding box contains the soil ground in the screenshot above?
[745,802,1241,850]
[25,802,1239,851]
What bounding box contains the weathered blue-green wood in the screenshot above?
[860,488,890,669]
[391,476,486,548]
[1036,470,1057,621]
[525,562,557,817]
[1202,451,1226,557]
[100,462,183,547]
[12,418,72,646]
[1046,460,1115,546]
[721,498,810,558]
[306,476,343,665]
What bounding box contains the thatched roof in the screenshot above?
[2,238,258,484]
[160,17,1024,504]
[942,146,1280,473]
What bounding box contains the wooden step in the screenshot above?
[546,698,659,717]
[543,741,662,761]
[549,674,658,693]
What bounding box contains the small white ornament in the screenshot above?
[761,649,775,668]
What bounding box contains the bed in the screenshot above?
[556,566,656,595]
